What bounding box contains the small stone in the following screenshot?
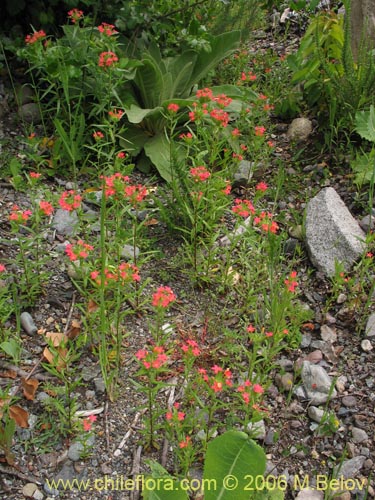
[365,313,375,337]
[301,333,312,348]
[360,339,373,352]
[359,214,375,232]
[101,463,112,475]
[22,483,39,498]
[20,312,37,335]
[233,160,256,186]
[278,373,294,391]
[68,442,85,461]
[287,117,313,141]
[94,377,106,393]
[308,406,325,423]
[247,419,266,440]
[337,293,347,304]
[295,489,323,500]
[351,427,368,443]
[334,456,366,479]
[325,312,336,324]
[304,350,323,363]
[18,103,42,124]
[52,209,79,236]
[121,244,140,260]
[320,325,337,342]
[301,361,337,404]
[336,376,347,393]
[364,458,374,470]
[342,396,357,407]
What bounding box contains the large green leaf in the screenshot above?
[203,430,266,500]
[355,105,375,142]
[165,51,197,98]
[119,124,150,156]
[144,133,173,182]
[125,104,163,124]
[186,31,241,90]
[142,460,189,500]
[135,58,164,109]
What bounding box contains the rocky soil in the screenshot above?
[1,16,375,500]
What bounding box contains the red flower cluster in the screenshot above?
[58,190,82,211]
[232,199,255,218]
[135,346,168,369]
[100,173,147,205]
[98,51,118,67]
[108,109,124,121]
[68,9,84,24]
[255,126,266,137]
[190,166,211,182]
[65,240,94,261]
[93,131,104,141]
[180,339,200,357]
[30,172,42,179]
[9,205,32,223]
[167,103,180,113]
[212,94,232,108]
[97,23,118,36]
[238,379,264,404]
[83,414,97,432]
[39,200,54,216]
[284,271,298,292]
[256,181,268,192]
[90,262,140,286]
[152,286,176,308]
[179,132,193,142]
[25,30,46,44]
[198,365,233,393]
[166,402,185,423]
[254,211,279,234]
[209,108,229,127]
[240,71,257,82]
[0,264,6,273]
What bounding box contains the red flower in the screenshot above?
[213,94,232,108]
[210,108,229,127]
[285,271,298,292]
[68,9,84,24]
[152,286,176,308]
[256,182,268,192]
[117,151,126,159]
[0,264,6,272]
[25,30,46,44]
[83,414,97,431]
[9,205,32,223]
[108,109,124,121]
[39,200,54,216]
[196,88,213,100]
[93,131,104,141]
[190,166,211,182]
[179,436,191,449]
[179,132,193,141]
[181,339,200,357]
[97,23,118,36]
[167,103,180,113]
[255,126,266,137]
[30,172,41,179]
[65,240,94,261]
[253,384,264,394]
[231,128,241,137]
[98,51,118,67]
[232,199,255,218]
[135,346,168,370]
[59,190,82,211]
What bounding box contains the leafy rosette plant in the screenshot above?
[118,31,249,180]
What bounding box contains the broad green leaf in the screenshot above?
[119,124,149,156]
[0,339,21,361]
[165,51,197,98]
[135,58,164,109]
[355,105,375,142]
[144,134,173,183]
[125,104,163,124]
[187,31,241,89]
[142,478,189,500]
[203,430,266,500]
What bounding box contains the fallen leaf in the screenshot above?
[87,299,99,314]
[66,319,81,340]
[144,218,159,226]
[42,346,67,371]
[0,370,17,379]
[9,405,29,428]
[45,332,68,347]
[21,377,39,401]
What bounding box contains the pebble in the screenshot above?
[342,396,357,407]
[307,406,324,423]
[52,208,79,236]
[68,442,85,461]
[320,324,337,342]
[295,489,323,500]
[247,419,266,440]
[351,427,368,443]
[337,293,347,304]
[94,377,106,393]
[300,361,337,404]
[365,313,375,337]
[278,373,294,391]
[20,312,37,335]
[18,102,42,124]
[335,375,347,393]
[360,339,372,352]
[304,350,323,363]
[121,244,140,260]
[334,456,366,479]
[22,483,43,499]
[300,332,312,348]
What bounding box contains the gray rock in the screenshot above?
[333,456,366,479]
[121,244,140,260]
[16,85,35,105]
[94,377,106,393]
[18,103,42,124]
[307,406,325,423]
[233,160,255,186]
[352,427,368,443]
[361,339,373,352]
[277,373,294,391]
[20,312,37,335]
[52,209,79,236]
[305,188,366,276]
[81,365,101,382]
[342,396,357,407]
[287,117,313,141]
[301,361,337,404]
[68,442,85,461]
[359,214,375,232]
[295,489,324,500]
[247,419,266,440]
[320,325,337,342]
[22,482,42,499]
[365,313,375,337]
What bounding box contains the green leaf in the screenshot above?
[355,105,375,142]
[186,31,241,89]
[119,125,150,156]
[203,430,266,500]
[142,460,189,500]
[135,58,164,109]
[144,134,173,183]
[125,104,163,124]
[0,339,21,362]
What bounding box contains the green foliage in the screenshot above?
[285,8,375,145]
[118,31,241,180]
[351,105,375,186]
[355,105,375,142]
